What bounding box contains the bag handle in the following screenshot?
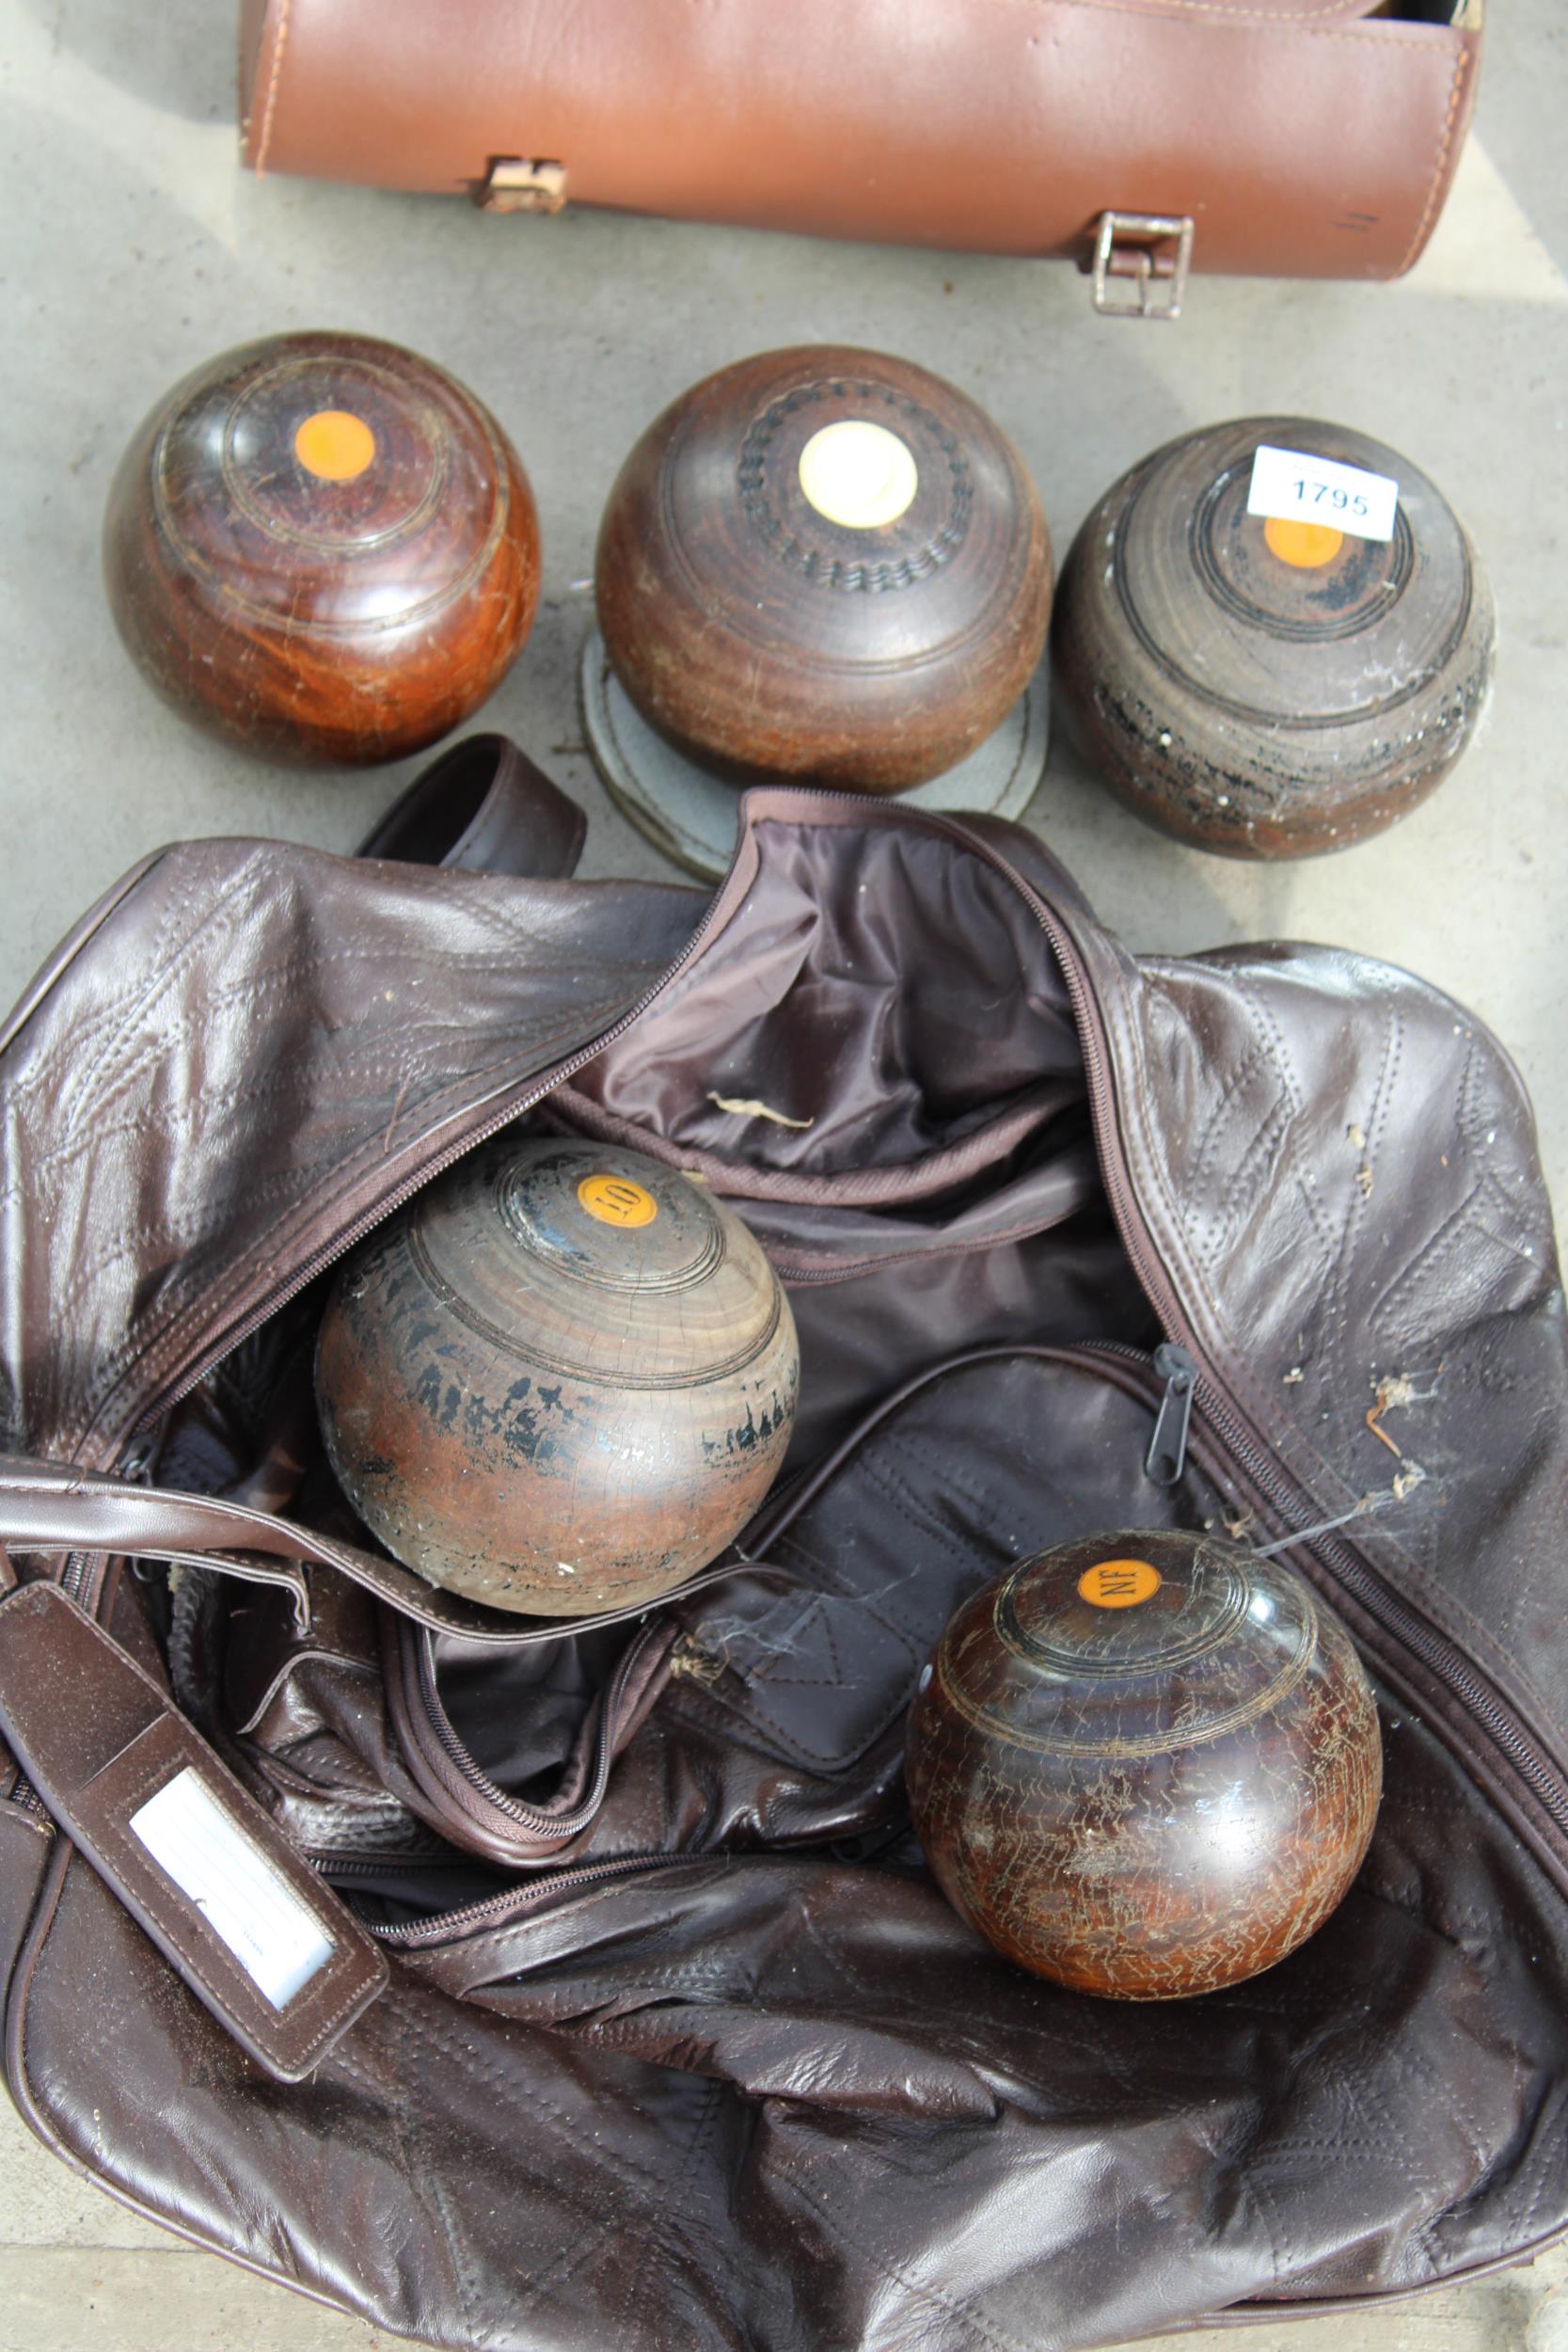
[355,732,587,880]
[0,1454,786,1649]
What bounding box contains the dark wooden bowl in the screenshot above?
[594,345,1052,795]
[1053,417,1494,857]
[103,330,540,766]
[315,1138,799,1616]
[906,1529,1382,1998]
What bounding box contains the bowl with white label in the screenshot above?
[590,345,1053,813]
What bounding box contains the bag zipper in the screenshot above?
[398,1618,673,1857]
[364,1850,690,1948]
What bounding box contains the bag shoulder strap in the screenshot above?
[355,733,587,879]
[0,1454,768,1649]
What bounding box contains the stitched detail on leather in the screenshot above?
[1386,2023,1494,2201]
[610,2074,726,2337]
[1323,993,1402,1422]
[24,841,602,1135]
[12,1035,515,1202]
[62,1002,632,1451]
[771,2157,1043,2352]
[1182,976,1331,1279]
[3,867,205,1118]
[1196,1098,1297,1276]
[251,0,293,177]
[1367,1184,1484,1339]
[1396,46,1472,278]
[516,1953,762,2020]
[1131,963,1568,1773]
[58,933,582,1136]
[690,1601,913,1766]
[743,1595,848,1689]
[1516,2074,1568,2249]
[1182,1042,1269,1201]
[238,1729,395,1803]
[1457,1041,1549,1243]
[683,1438,967,1766]
[352,1997,493,2337]
[664,1648,883,1773]
[1383,1545,1568,1777]
[1259,2090,1450,2264]
[13,1017,566,1258]
[414,1995,705,2233]
[479,2013,690,2305]
[879,1423,1032,1552]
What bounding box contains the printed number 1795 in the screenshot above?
[1291,480,1369,519]
[1247,444,1399,544]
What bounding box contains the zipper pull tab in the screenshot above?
[1146,1343,1196,1486]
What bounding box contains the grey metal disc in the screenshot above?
[579,626,1050,882]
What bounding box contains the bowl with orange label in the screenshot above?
[316,1139,798,1614]
[103,330,540,765]
[906,1527,1382,1996]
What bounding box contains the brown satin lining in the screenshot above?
[562,824,1085,1182]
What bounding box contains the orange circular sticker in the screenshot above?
[577,1173,658,1230]
[1262,514,1344,571]
[293,409,376,482]
[1078,1558,1163,1610]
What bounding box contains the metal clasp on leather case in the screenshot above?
[476,158,567,215]
[1091,213,1194,319]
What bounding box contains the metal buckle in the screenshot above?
[1091,213,1195,320]
[476,158,567,216]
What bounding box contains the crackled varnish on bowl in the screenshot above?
[315,1139,799,1616]
[906,1529,1383,1998]
[595,343,1053,793]
[1053,417,1494,857]
[103,329,540,764]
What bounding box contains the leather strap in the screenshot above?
[356,733,587,879]
[0,1581,388,2080]
[0,1454,796,1648]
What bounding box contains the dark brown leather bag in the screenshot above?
[238,0,1482,301]
[2,744,1566,2350]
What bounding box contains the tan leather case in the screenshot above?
[238,0,1481,285]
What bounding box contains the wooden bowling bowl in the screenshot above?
[103,329,540,766]
[594,344,1052,795]
[1053,417,1494,857]
[906,1529,1382,1998]
[315,1138,800,1617]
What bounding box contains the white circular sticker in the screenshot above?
[798,421,919,531]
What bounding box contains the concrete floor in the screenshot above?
[2,0,1567,2345]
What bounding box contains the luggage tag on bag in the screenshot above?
[1246,444,1400,546]
[0,1581,387,2080]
